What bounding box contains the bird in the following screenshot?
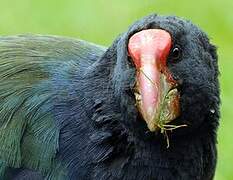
[0,14,220,180]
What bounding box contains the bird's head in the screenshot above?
[111,14,219,138]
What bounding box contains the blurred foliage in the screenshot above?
[0,0,232,179]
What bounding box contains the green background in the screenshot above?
[0,0,232,179]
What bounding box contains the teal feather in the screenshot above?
[0,161,7,178]
[0,35,106,178]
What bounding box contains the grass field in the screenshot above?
[0,0,232,179]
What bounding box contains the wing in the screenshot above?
[0,35,106,178]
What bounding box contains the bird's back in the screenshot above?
[0,35,106,179]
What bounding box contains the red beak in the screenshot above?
[128,29,180,131]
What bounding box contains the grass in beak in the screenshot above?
[137,69,188,148]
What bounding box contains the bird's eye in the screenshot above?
[171,46,181,60]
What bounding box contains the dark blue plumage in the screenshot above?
[0,14,220,180]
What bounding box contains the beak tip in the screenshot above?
[142,111,159,132]
[147,121,159,132]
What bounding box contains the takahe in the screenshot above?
[0,14,220,180]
